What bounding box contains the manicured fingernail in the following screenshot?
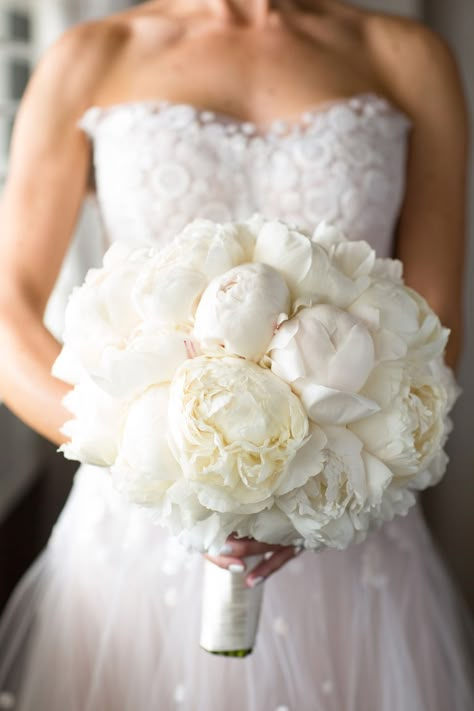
[264,552,273,561]
[293,545,304,556]
[228,563,246,573]
[248,576,265,588]
[219,543,234,556]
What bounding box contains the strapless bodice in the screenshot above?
[78,93,412,258]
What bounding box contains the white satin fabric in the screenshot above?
[0,93,472,711]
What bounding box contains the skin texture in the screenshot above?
[0,0,468,586]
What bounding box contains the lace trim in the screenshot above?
[78,92,412,140]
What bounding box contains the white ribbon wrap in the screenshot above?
[200,556,264,654]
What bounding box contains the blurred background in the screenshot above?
[0,0,472,612]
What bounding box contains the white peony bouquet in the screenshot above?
[53,215,459,655]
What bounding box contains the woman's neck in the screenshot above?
[206,0,279,26]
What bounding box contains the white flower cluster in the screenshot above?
[53,216,459,554]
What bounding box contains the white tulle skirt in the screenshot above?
[0,464,472,711]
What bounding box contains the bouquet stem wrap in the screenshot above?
[200,556,264,656]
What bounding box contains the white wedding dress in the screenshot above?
[0,93,473,711]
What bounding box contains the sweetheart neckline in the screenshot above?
[79,91,412,138]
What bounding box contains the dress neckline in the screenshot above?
[79,91,412,138]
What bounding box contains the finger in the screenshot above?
[245,546,303,588]
[218,535,284,559]
[204,553,247,573]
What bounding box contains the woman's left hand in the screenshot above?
[204,534,304,588]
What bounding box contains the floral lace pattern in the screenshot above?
[78,93,411,255]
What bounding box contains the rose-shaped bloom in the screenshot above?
[60,376,126,466]
[277,426,393,549]
[62,243,152,374]
[351,363,449,479]
[267,305,378,425]
[253,219,369,308]
[194,263,290,361]
[349,280,449,363]
[168,356,316,514]
[90,324,200,398]
[111,384,181,506]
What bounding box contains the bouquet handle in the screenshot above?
[200,555,264,657]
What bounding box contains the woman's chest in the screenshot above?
[83,95,411,257]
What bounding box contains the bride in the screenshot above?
[0,1,472,709]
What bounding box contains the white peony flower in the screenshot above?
[111,384,181,506]
[168,356,316,514]
[59,376,125,466]
[194,263,290,361]
[312,222,374,277]
[132,260,207,326]
[351,363,449,479]
[91,324,200,398]
[349,280,449,363]
[62,243,152,374]
[267,305,379,425]
[277,425,393,549]
[159,481,246,554]
[157,218,255,280]
[312,220,403,284]
[253,219,369,307]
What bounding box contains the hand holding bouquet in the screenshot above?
[53,215,459,655]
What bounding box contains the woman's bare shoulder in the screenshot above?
[28,18,132,118]
[362,11,467,123]
[32,3,179,110]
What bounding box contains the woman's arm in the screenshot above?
[370,19,469,369]
[0,22,122,445]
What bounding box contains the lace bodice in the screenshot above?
[79,92,412,258]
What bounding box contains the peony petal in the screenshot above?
[295,382,380,425]
[245,507,297,546]
[92,328,196,398]
[372,329,408,362]
[253,220,314,293]
[117,384,181,482]
[59,377,125,466]
[52,345,85,385]
[132,263,207,325]
[330,240,376,279]
[311,220,348,248]
[269,305,375,395]
[361,450,393,506]
[371,257,403,282]
[322,425,367,502]
[276,424,327,495]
